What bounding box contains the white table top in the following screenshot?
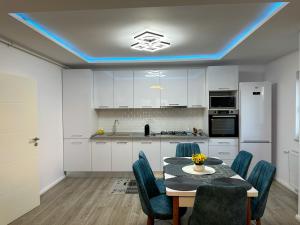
[163,157,258,198]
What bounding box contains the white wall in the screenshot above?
[0,42,64,194]
[265,51,299,191]
[239,65,265,82]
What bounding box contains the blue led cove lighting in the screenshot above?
[9,2,288,63]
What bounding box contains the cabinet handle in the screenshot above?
[169,142,180,144]
[218,88,230,90]
[283,150,290,154]
[168,104,179,106]
[96,142,107,144]
[194,141,205,144]
[191,105,203,107]
[142,106,152,108]
[217,142,230,144]
[71,142,82,144]
[141,141,152,144]
[292,150,299,154]
[117,141,128,144]
[119,106,129,108]
[71,134,83,137]
[99,106,109,108]
[218,152,230,155]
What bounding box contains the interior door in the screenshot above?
[0,74,40,225]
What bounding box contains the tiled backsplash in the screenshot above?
[96,108,205,133]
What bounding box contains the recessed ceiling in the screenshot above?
[8,2,286,64]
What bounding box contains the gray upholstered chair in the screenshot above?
[231,150,253,179]
[138,151,166,194]
[247,160,276,225]
[189,184,247,225]
[133,159,186,225]
[176,143,201,157]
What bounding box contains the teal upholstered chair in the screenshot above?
[138,151,166,194]
[133,159,186,225]
[247,160,276,225]
[189,184,247,225]
[175,143,201,157]
[231,150,253,179]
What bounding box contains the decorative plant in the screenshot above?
[192,153,207,165]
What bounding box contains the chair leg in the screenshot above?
[147,215,154,225]
[256,218,261,225]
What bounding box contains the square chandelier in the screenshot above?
[131,31,170,52]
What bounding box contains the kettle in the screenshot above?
[144,124,150,136]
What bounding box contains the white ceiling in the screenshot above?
[0,1,299,67]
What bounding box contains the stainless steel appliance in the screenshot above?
[209,110,239,137]
[209,91,236,109]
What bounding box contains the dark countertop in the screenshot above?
[90,132,209,140]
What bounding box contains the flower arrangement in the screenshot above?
[192,153,207,165]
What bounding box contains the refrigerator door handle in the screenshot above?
[242,140,271,143]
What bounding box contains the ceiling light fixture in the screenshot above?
[131,31,170,52]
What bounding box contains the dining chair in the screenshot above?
[231,150,253,179]
[133,159,186,225]
[175,143,201,157]
[247,160,276,225]
[138,151,166,194]
[189,184,247,225]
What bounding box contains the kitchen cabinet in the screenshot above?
[209,138,238,166]
[191,140,209,156]
[92,140,112,171]
[160,139,185,169]
[64,139,91,171]
[114,71,134,108]
[133,139,161,171]
[188,68,206,108]
[63,69,97,138]
[94,71,114,108]
[134,70,161,108]
[207,66,239,91]
[111,139,133,171]
[160,69,188,107]
[289,150,299,191]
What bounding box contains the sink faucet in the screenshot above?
[112,119,119,134]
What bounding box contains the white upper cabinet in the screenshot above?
[160,69,188,107]
[207,66,239,91]
[114,71,134,108]
[134,70,161,108]
[188,68,206,108]
[63,69,96,138]
[93,71,114,109]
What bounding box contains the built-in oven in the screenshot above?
[209,95,236,109]
[209,110,239,137]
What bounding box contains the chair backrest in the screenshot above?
[138,151,155,177]
[231,150,253,179]
[189,185,247,225]
[247,160,276,220]
[132,159,160,216]
[176,143,201,157]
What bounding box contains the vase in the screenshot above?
[194,164,205,172]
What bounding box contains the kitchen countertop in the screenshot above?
[90,132,209,140]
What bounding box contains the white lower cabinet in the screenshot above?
[112,139,133,171]
[64,139,91,171]
[133,139,161,171]
[191,140,209,156]
[92,140,112,171]
[161,139,184,170]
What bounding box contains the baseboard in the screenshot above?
[40,175,65,195]
[295,214,300,222]
[275,178,298,194]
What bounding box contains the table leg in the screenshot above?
[173,196,180,225]
[247,197,252,225]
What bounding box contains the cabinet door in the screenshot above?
[209,146,238,160]
[133,139,161,171]
[207,66,239,91]
[94,71,114,108]
[289,150,299,191]
[111,140,133,171]
[64,139,91,171]
[92,140,112,171]
[160,70,188,107]
[63,69,96,138]
[188,68,206,108]
[114,71,134,108]
[192,140,209,156]
[134,70,160,108]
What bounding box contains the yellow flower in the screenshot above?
[192,153,207,165]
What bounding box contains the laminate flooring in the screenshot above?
[10,175,299,225]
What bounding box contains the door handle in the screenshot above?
[29,137,40,146]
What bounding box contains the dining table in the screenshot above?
[163,157,258,225]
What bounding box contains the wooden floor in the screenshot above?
[10,175,299,225]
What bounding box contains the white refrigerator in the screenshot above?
[239,82,272,172]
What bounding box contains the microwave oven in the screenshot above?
[209,96,236,109]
